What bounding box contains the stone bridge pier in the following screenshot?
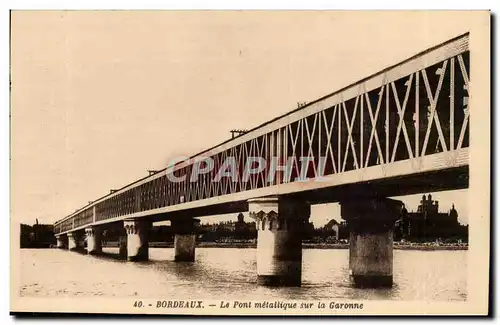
[55,234,66,249]
[67,232,83,251]
[85,226,102,255]
[249,197,310,287]
[340,197,403,288]
[124,219,151,261]
[171,218,199,262]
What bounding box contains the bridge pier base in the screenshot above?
[174,235,196,262]
[85,226,102,255]
[56,235,65,249]
[124,220,151,261]
[67,232,80,251]
[340,197,403,288]
[172,219,198,262]
[119,235,128,258]
[249,197,310,287]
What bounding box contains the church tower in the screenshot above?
[449,204,458,223]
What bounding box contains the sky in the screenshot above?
[11,11,473,228]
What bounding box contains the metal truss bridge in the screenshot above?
[55,33,470,235]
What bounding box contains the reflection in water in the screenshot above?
[19,248,467,301]
[93,251,127,262]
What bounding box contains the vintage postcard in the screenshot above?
[10,10,491,316]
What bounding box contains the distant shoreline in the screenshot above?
[97,241,469,251]
[193,243,468,251]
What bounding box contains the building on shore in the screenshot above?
[198,214,257,242]
[322,219,340,240]
[332,193,468,243]
[395,194,468,242]
[20,219,56,248]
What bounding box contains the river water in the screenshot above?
[19,248,467,301]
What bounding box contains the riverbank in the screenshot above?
[100,241,468,250]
